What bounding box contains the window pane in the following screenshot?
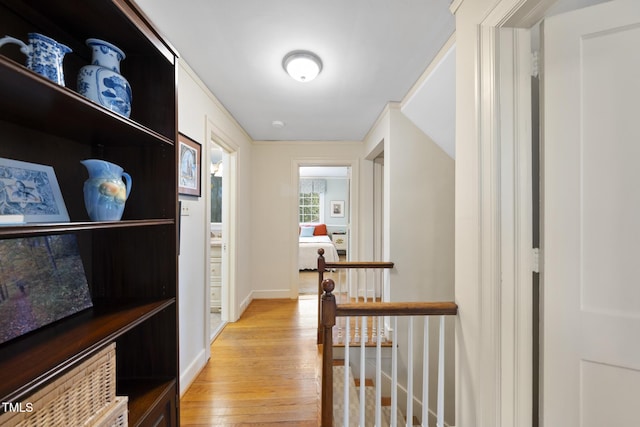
[299,191,321,223]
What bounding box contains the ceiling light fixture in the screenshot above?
[283,50,322,82]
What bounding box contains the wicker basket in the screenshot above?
[90,396,128,427]
[0,343,118,427]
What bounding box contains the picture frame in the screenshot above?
[330,200,345,218]
[178,133,202,196]
[0,234,93,345]
[0,157,69,223]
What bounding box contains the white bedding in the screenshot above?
[299,235,339,270]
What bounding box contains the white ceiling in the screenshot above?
[402,44,456,158]
[135,0,455,142]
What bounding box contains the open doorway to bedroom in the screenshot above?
[297,166,351,296]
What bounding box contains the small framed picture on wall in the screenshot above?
[178,133,201,196]
[330,200,345,217]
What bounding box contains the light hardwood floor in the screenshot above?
[180,296,321,426]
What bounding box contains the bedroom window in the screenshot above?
[299,192,323,223]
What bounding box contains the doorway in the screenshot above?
[205,122,239,347]
[297,165,351,296]
[209,141,226,339]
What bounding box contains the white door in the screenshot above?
[542,1,640,425]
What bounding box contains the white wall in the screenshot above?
[249,141,372,298]
[364,103,455,425]
[176,60,253,395]
[323,178,349,231]
[363,104,454,302]
[387,106,454,303]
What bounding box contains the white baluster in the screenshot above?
[343,269,348,302]
[391,316,398,427]
[437,315,445,427]
[380,319,387,343]
[344,316,350,426]
[422,317,430,427]
[375,316,382,427]
[363,314,368,344]
[371,319,378,344]
[360,316,366,426]
[407,316,414,427]
[364,271,368,345]
[367,268,372,304]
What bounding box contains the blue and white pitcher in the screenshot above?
[0,32,71,85]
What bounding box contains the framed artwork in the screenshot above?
[178,133,201,196]
[330,200,345,218]
[0,157,69,223]
[0,234,93,345]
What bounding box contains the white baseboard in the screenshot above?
[180,348,207,397]
[239,292,253,317]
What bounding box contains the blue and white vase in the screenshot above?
[77,38,132,118]
[0,32,71,85]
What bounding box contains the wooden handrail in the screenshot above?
[317,248,395,270]
[336,301,458,317]
[324,261,395,269]
[316,248,395,344]
[319,278,458,427]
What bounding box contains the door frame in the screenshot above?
[204,117,239,357]
[291,158,360,298]
[451,0,558,425]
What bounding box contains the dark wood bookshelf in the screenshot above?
[121,379,177,427]
[0,57,175,148]
[0,299,175,402]
[0,219,174,238]
[0,0,179,425]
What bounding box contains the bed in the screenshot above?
[298,224,339,270]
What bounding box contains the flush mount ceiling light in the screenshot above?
[283,50,322,82]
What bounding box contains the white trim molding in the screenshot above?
[454,0,550,426]
[207,116,240,324]
[498,27,534,427]
[290,157,360,297]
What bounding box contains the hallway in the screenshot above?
[180,296,321,426]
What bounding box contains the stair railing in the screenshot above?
[316,248,394,344]
[321,278,458,427]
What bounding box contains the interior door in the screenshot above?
[542,1,640,425]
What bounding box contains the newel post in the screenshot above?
[321,278,336,427]
[317,248,326,344]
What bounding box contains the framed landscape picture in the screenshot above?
[0,234,93,345]
[0,158,69,223]
[178,133,201,196]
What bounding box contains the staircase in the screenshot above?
[333,363,412,427]
[317,251,457,427]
